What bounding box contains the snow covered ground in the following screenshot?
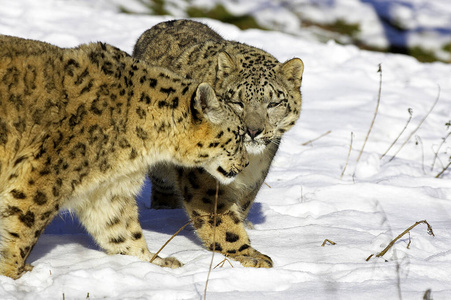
[111,0,451,61]
[1,0,451,299]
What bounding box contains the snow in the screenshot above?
[1,0,451,299]
[113,0,451,61]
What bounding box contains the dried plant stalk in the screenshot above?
[214,257,234,269]
[321,239,336,246]
[380,108,413,159]
[436,161,451,178]
[354,64,383,173]
[423,289,433,300]
[431,131,451,171]
[415,136,426,174]
[340,132,354,179]
[147,181,223,300]
[389,87,441,162]
[366,254,374,261]
[406,232,412,249]
[301,130,332,146]
[150,220,192,264]
[366,220,434,261]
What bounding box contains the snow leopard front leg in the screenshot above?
[73,171,182,268]
[179,168,273,268]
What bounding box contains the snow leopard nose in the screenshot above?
[247,128,263,140]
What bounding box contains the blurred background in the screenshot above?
[103,0,451,63]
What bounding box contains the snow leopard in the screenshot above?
[0,34,249,279]
[133,19,304,268]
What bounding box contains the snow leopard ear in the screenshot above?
[280,58,304,88]
[193,82,224,125]
[217,51,237,78]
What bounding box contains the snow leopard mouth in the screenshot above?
[244,139,271,154]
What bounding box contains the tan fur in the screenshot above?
[133,20,304,268]
[0,34,249,279]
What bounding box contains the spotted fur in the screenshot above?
[133,20,304,268]
[0,34,249,279]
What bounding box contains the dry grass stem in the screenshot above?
[301,130,332,146]
[204,180,220,300]
[340,132,354,179]
[436,160,451,178]
[431,131,451,171]
[423,289,433,300]
[381,108,413,159]
[214,257,234,269]
[150,220,192,264]
[406,232,411,249]
[365,254,374,261]
[366,220,434,261]
[354,64,382,177]
[389,86,441,162]
[415,136,426,174]
[151,209,229,265]
[264,182,272,188]
[321,239,336,246]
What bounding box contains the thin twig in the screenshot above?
[415,136,426,174]
[301,130,332,146]
[366,220,434,261]
[389,86,441,162]
[406,232,411,249]
[214,257,234,269]
[204,180,219,299]
[431,131,451,171]
[381,108,413,159]
[423,289,433,300]
[340,132,354,179]
[150,220,192,264]
[150,210,226,264]
[321,239,336,246]
[436,160,451,178]
[395,252,403,300]
[354,64,383,175]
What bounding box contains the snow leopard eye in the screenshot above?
[267,101,280,109]
[267,99,287,109]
